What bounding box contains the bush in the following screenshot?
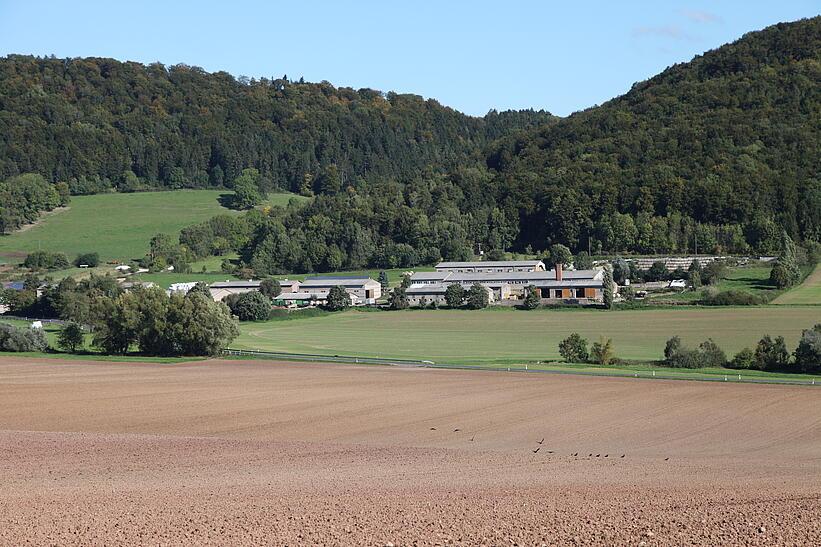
[326,286,351,311]
[229,291,272,321]
[0,323,49,352]
[701,290,764,306]
[663,336,726,368]
[701,260,728,285]
[23,250,69,270]
[728,347,755,369]
[645,261,669,282]
[73,252,100,268]
[559,333,589,363]
[590,337,614,365]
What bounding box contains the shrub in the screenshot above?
[444,284,465,308]
[701,290,764,306]
[73,252,100,268]
[590,337,614,365]
[559,333,589,363]
[229,291,272,321]
[486,249,506,261]
[573,251,593,270]
[645,261,668,282]
[466,283,489,309]
[697,339,727,368]
[701,260,728,285]
[663,336,726,368]
[0,323,49,352]
[57,322,85,353]
[23,250,69,270]
[728,347,755,369]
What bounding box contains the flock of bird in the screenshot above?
[428,427,659,461]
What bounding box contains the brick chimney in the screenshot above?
[555,262,563,281]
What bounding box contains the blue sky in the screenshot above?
[0,1,817,116]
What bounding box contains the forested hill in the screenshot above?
[487,16,820,250]
[0,55,552,192]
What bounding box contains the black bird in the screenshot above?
[547,451,554,454]
[604,454,609,458]
[572,453,578,457]
[430,427,436,431]
[621,454,625,458]
[596,454,600,458]
[532,447,541,454]
[537,438,545,445]
[470,435,475,442]
[454,428,461,432]
[588,453,592,457]
[664,457,669,461]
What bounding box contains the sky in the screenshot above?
[0,1,817,116]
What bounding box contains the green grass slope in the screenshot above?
[0,190,299,262]
[773,264,821,305]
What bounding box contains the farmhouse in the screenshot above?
[409,262,606,305]
[435,260,546,273]
[298,276,381,304]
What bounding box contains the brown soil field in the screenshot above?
[1,356,820,545]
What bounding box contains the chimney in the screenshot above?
[555,262,563,281]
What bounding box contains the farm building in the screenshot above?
[298,276,381,304]
[272,292,320,308]
[409,262,607,305]
[435,260,546,273]
[209,280,262,301]
[406,283,495,307]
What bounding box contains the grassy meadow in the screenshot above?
[0,190,303,263]
[773,264,821,305]
[234,306,820,364]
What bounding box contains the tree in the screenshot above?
[574,251,593,270]
[611,258,630,284]
[729,347,755,369]
[688,270,702,289]
[260,278,282,298]
[0,323,48,352]
[378,271,389,292]
[701,260,728,285]
[754,335,789,370]
[326,286,350,311]
[559,333,589,363]
[388,287,409,310]
[229,291,271,321]
[793,324,821,373]
[73,252,99,268]
[444,284,465,308]
[466,283,489,309]
[522,285,540,310]
[769,263,794,289]
[400,274,412,289]
[57,322,85,353]
[646,261,668,282]
[590,337,615,365]
[486,249,506,261]
[548,244,572,269]
[602,265,614,309]
[232,168,263,209]
[770,229,802,289]
[187,282,212,299]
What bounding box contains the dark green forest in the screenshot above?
[1,17,819,272]
[0,55,551,191]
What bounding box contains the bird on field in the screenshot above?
[588,453,592,457]
[596,454,600,458]
[537,438,545,445]
[532,447,541,454]
[547,451,554,454]
[604,454,609,458]
[621,455,625,458]
[572,453,578,457]
[453,428,461,432]
[665,457,669,461]
[470,435,475,442]
[430,427,436,431]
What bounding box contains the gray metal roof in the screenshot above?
[209,280,262,288]
[410,269,601,284]
[300,277,378,288]
[436,260,544,268]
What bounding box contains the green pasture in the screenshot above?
[235,306,821,364]
[773,264,821,305]
[0,190,301,263]
[649,265,783,303]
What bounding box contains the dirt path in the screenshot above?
[1,357,819,544]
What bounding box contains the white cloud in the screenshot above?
[680,9,723,24]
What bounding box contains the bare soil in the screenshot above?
[1,356,819,545]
